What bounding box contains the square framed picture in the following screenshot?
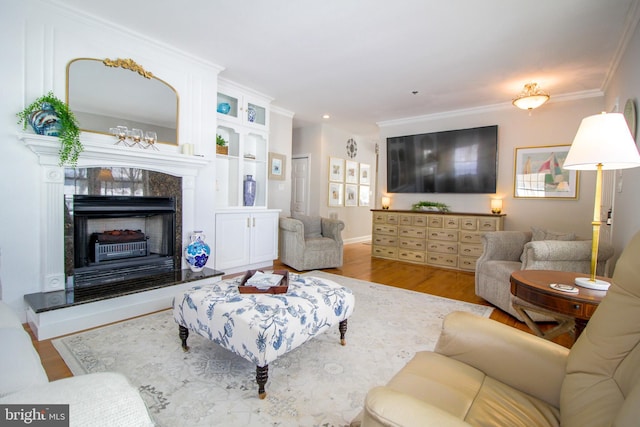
[328,182,343,206]
[514,145,579,199]
[359,185,370,206]
[345,160,359,184]
[329,157,345,182]
[359,163,371,185]
[345,184,358,207]
[268,152,285,180]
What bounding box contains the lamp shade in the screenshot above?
[564,113,640,171]
[490,198,503,214]
[381,196,391,209]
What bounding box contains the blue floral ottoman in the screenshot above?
[172,273,355,398]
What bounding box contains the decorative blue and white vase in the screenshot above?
[247,105,257,123]
[29,102,62,136]
[184,231,211,272]
[243,175,256,206]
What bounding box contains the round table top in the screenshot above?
[510,270,608,305]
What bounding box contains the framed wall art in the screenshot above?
[329,157,345,182]
[328,182,343,206]
[359,185,370,206]
[345,184,358,207]
[514,145,579,199]
[359,163,370,185]
[345,160,359,184]
[268,152,286,180]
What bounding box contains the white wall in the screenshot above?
[292,124,377,242]
[377,97,605,239]
[604,19,640,260]
[267,109,294,216]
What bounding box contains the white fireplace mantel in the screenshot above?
[20,132,210,174]
[20,132,212,293]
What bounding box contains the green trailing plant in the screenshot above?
[411,201,450,212]
[17,91,82,166]
[216,134,227,146]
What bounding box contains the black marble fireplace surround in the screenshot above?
[24,167,226,314]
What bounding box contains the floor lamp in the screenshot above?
[563,112,640,290]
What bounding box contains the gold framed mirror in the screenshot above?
[66,58,179,145]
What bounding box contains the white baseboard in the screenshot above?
[344,235,372,245]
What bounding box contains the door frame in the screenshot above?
[291,153,312,216]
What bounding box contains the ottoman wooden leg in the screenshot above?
[256,365,269,399]
[339,319,348,345]
[178,325,190,351]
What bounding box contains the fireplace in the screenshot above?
[71,195,177,288]
[64,167,184,297]
[21,134,222,340]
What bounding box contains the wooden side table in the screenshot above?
[510,270,608,340]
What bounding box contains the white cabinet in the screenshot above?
[216,79,272,209]
[214,210,280,273]
[216,79,270,129]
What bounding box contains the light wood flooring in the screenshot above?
[26,242,573,382]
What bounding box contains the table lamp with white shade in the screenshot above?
[563,112,640,290]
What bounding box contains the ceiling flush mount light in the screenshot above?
[512,82,550,112]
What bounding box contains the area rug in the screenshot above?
[53,271,493,427]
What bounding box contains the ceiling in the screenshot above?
[55,0,640,135]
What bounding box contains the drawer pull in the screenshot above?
[573,304,581,309]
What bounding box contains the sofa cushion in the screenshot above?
[0,327,48,397]
[531,227,576,242]
[0,372,154,427]
[0,302,23,329]
[292,214,322,238]
[377,351,559,426]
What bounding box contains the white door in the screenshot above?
[291,156,310,216]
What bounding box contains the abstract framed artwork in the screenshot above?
[345,160,359,184]
[513,145,579,199]
[329,157,345,182]
[268,152,285,180]
[328,182,343,206]
[345,184,358,207]
[359,163,370,185]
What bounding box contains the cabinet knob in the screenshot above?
[573,304,581,309]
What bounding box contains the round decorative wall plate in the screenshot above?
[623,98,637,143]
[346,138,357,158]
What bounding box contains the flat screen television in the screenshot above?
[386,125,498,194]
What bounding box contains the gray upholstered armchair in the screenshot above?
[278,215,344,271]
[351,230,640,427]
[475,229,614,321]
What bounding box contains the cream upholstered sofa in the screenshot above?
[350,230,640,427]
[475,228,614,320]
[0,301,154,426]
[278,214,344,271]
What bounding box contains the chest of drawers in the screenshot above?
[371,210,505,271]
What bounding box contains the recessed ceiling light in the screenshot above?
[322,114,330,119]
